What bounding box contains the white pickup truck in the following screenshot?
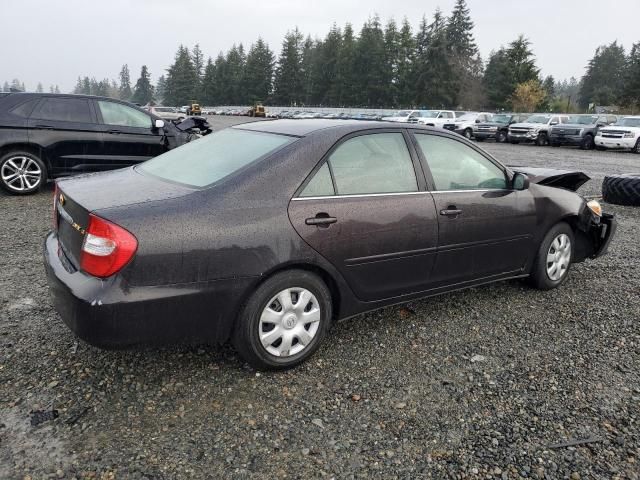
[595,116,640,153]
[415,110,463,127]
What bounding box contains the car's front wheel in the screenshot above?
[497,130,507,143]
[528,222,574,290]
[0,151,47,195]
[463,128,473,139]
[233,270,332,370]
[536,132,549,146]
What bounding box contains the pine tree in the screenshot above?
[384,18,400,107]
[321,24,342,106]
[3,81,10,92]
[155,75,167,104]
[131,65,154,105]
[201,58,217,105]
[353,15,388,107]
[191,44,205,100]
[165,46,198,106]
[73,77,83,94]
[222,44,246,104]
[336,23,357,106]
[273,28,304,105]
[244,38,274,104]
[507,36,539,85]
[119,64,132,100]
[36,82,44,93]
[212,53,228,104]
[579,41,627,108]
[300,36,322,105]
[396,18,415,107]
[54,85,60,94]
[623,42,640,110]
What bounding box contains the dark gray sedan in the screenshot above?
[44,120,615,369]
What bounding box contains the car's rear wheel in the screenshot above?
[580,134,595,150]
[497,130,507,143]
[463,128,473,139]
[536,132,549,146]
[634,139,640,154]
[0,151,47,195]
[528,222,574,290]
[233,270,332,370]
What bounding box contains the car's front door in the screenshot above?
[412,132,537,287]
[288,131,439,302]
[94,100,166,168]
[27,96,104,176]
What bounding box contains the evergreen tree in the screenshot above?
[201,58,217,105]
[119,64,132,100]
[446,0,480,106]
[579,41,627,108]
[244,38,274,104]
[222,44,246,104]
[320,24,342,106]
[36,82,44,93]
[507,36,539,85]
[131,65,154,105]
[623,42,640,109]
[165,45,198,106]
[335,23,357,106]
[73,77,83,94]
[353,15,388,107]
[212,53,228,104]
[1,81,8,92]
[54,85,60,94]
[155,75,167,104]
[384,18,400,107]
[396,18,415,107]
[300,36,322,105]
[191,44,205,99]
[273,28,304,105]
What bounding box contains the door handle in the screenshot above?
[440,207,463,217]
[305,214,337,226]
[34,124,54,130]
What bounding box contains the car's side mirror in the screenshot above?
[475,119,481,123]
[154,119,165,129]
[550,121,558,126]
[512,172,530,191]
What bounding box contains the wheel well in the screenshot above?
[0,143,46,166]
[560,215,593,262]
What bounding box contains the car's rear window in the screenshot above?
[139,128,295,188]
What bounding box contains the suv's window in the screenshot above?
[303,133,417,196]
[10,99,40,118]
[34,97,92,123]
[415,134,507,191]
[98,101,152,128]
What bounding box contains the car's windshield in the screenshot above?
[457,114,478,122]
[615,117,640,128]
[525,115,550,124]
[492,114,511,124]
[567,115,598,125]
[422,111,440,118]
[139,128,295,188]
[396,110,412,116]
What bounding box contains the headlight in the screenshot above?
[587,199,602,217]
[596,130,603,137]
[623,132,636,138]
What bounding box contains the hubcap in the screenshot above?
[1,156,41,191]
[546,234,571,281]
[259,288,321,357]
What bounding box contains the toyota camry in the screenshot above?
[44,120,616,369]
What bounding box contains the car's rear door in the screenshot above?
[288,130,439,302]
[27,96,104,176]
[411,131,537,286]
[94,99,166,168]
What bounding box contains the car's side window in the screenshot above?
[300,132,418,197]
[414,134,507,191]
[34,98,92,123]
[97,101,152,128]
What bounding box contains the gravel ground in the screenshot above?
[1,120,639,479]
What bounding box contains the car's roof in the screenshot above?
[3,91,141,104]
[233,119,425,137]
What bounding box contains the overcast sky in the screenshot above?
[2,0,639,92]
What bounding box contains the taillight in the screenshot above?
[80,214,137,278]
[52,184,58,231]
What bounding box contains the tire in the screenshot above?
[602,174,640,206]
[528,222,574,290]
[233,270,332,370]
[0,151,47,195]
[496,130,507,143]
[535,132,549,146]
[463,128,473,140]
[580,134,595,150]
[634,138,640,154]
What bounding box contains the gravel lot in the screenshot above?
[1,118,639,479]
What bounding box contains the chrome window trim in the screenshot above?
[292,191,431,201]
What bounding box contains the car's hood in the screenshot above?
[510,122,546,129]
[56,166,195,212]
[510,166,590,191]
[551,123,593,129]
[381,116,406,121]
[476,122,506,128]
[600,125,640,132]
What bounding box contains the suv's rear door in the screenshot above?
[94,99,166,166]
[27,96,104,176]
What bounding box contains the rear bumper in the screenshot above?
[43,232,256,348]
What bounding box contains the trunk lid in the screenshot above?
[55,167,194,268]
[510,166,590,191]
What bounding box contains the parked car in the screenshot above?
[415,110,460,127]
[148,106,185,122]
[508,114,570,146]
[443,112,493,139]
[549,114,618,150]
[473,113,529,143]
[45,119,615,370]
[0,93,209,194]
[595,116,640,153]
[381,110,431,123]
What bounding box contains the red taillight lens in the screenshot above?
[80,214,138,278]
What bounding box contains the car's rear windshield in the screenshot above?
[139,128,295,188]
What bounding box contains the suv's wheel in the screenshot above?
[580,134,595,150]
[0,151,46,195]
[536,132,549,146]
[497,130,507,143]
[233,270,332,370]
[463,128,473,139]
[634,138,640,154]
[528,222,574,290]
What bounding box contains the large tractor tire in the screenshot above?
[602,174,640,206]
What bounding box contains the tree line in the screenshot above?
[4,0,640,113]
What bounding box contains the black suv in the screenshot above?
[0,93,206,195]
[473,113,529,143]
[549,114,618,149]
